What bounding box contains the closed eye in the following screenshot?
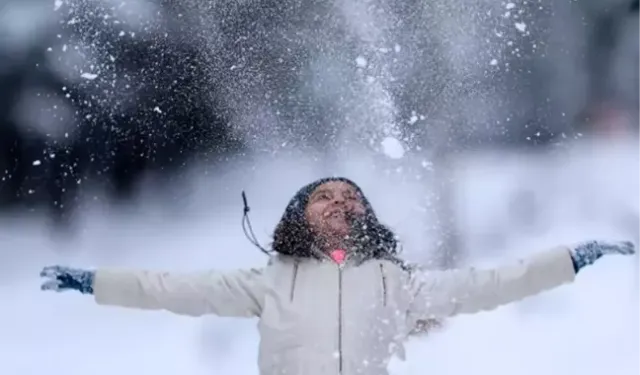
[344,191,360,201]
[315,192,331,200]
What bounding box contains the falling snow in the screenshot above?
[514,22,527,33]
[381,136,405,159]
[355,56,368,68]
[80,72,98,80]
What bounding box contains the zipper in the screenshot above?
[337,264,344,374]
[289,262,299,301]
[379,263,388,307]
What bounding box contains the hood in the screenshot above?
[271,177,399,260]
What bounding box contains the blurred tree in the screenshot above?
[0,0,636,230]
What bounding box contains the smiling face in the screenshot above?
[304,180,367,249]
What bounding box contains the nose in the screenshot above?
[333,195,346,204]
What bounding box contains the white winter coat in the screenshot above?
[93,246,576,375]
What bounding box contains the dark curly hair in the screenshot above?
[271,177,401,260]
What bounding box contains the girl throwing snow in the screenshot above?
[41,177,635,375]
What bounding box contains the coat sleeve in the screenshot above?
[92,267,266,317]
[405,246,576,320]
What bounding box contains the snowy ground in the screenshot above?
[0,139,637,375]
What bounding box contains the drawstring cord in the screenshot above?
[241,191,271,256]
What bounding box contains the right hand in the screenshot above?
[40,265,95,294]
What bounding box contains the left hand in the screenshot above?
[570,240,635,273]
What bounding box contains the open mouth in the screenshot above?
[324,209,347,219]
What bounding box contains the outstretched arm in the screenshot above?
[41,265,266,318]
[405,241,634,320]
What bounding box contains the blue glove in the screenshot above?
[40,265,95,294]
[570,240,635,273]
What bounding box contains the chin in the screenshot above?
[327,228,350,240]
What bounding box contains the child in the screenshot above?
[41,177,635,375]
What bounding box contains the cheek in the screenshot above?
[304,204,324,229]
[353,202,366,214]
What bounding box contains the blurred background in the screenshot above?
[0,0,638,374]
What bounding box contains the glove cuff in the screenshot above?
[570,241,603,273]
[77,270,95,294]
